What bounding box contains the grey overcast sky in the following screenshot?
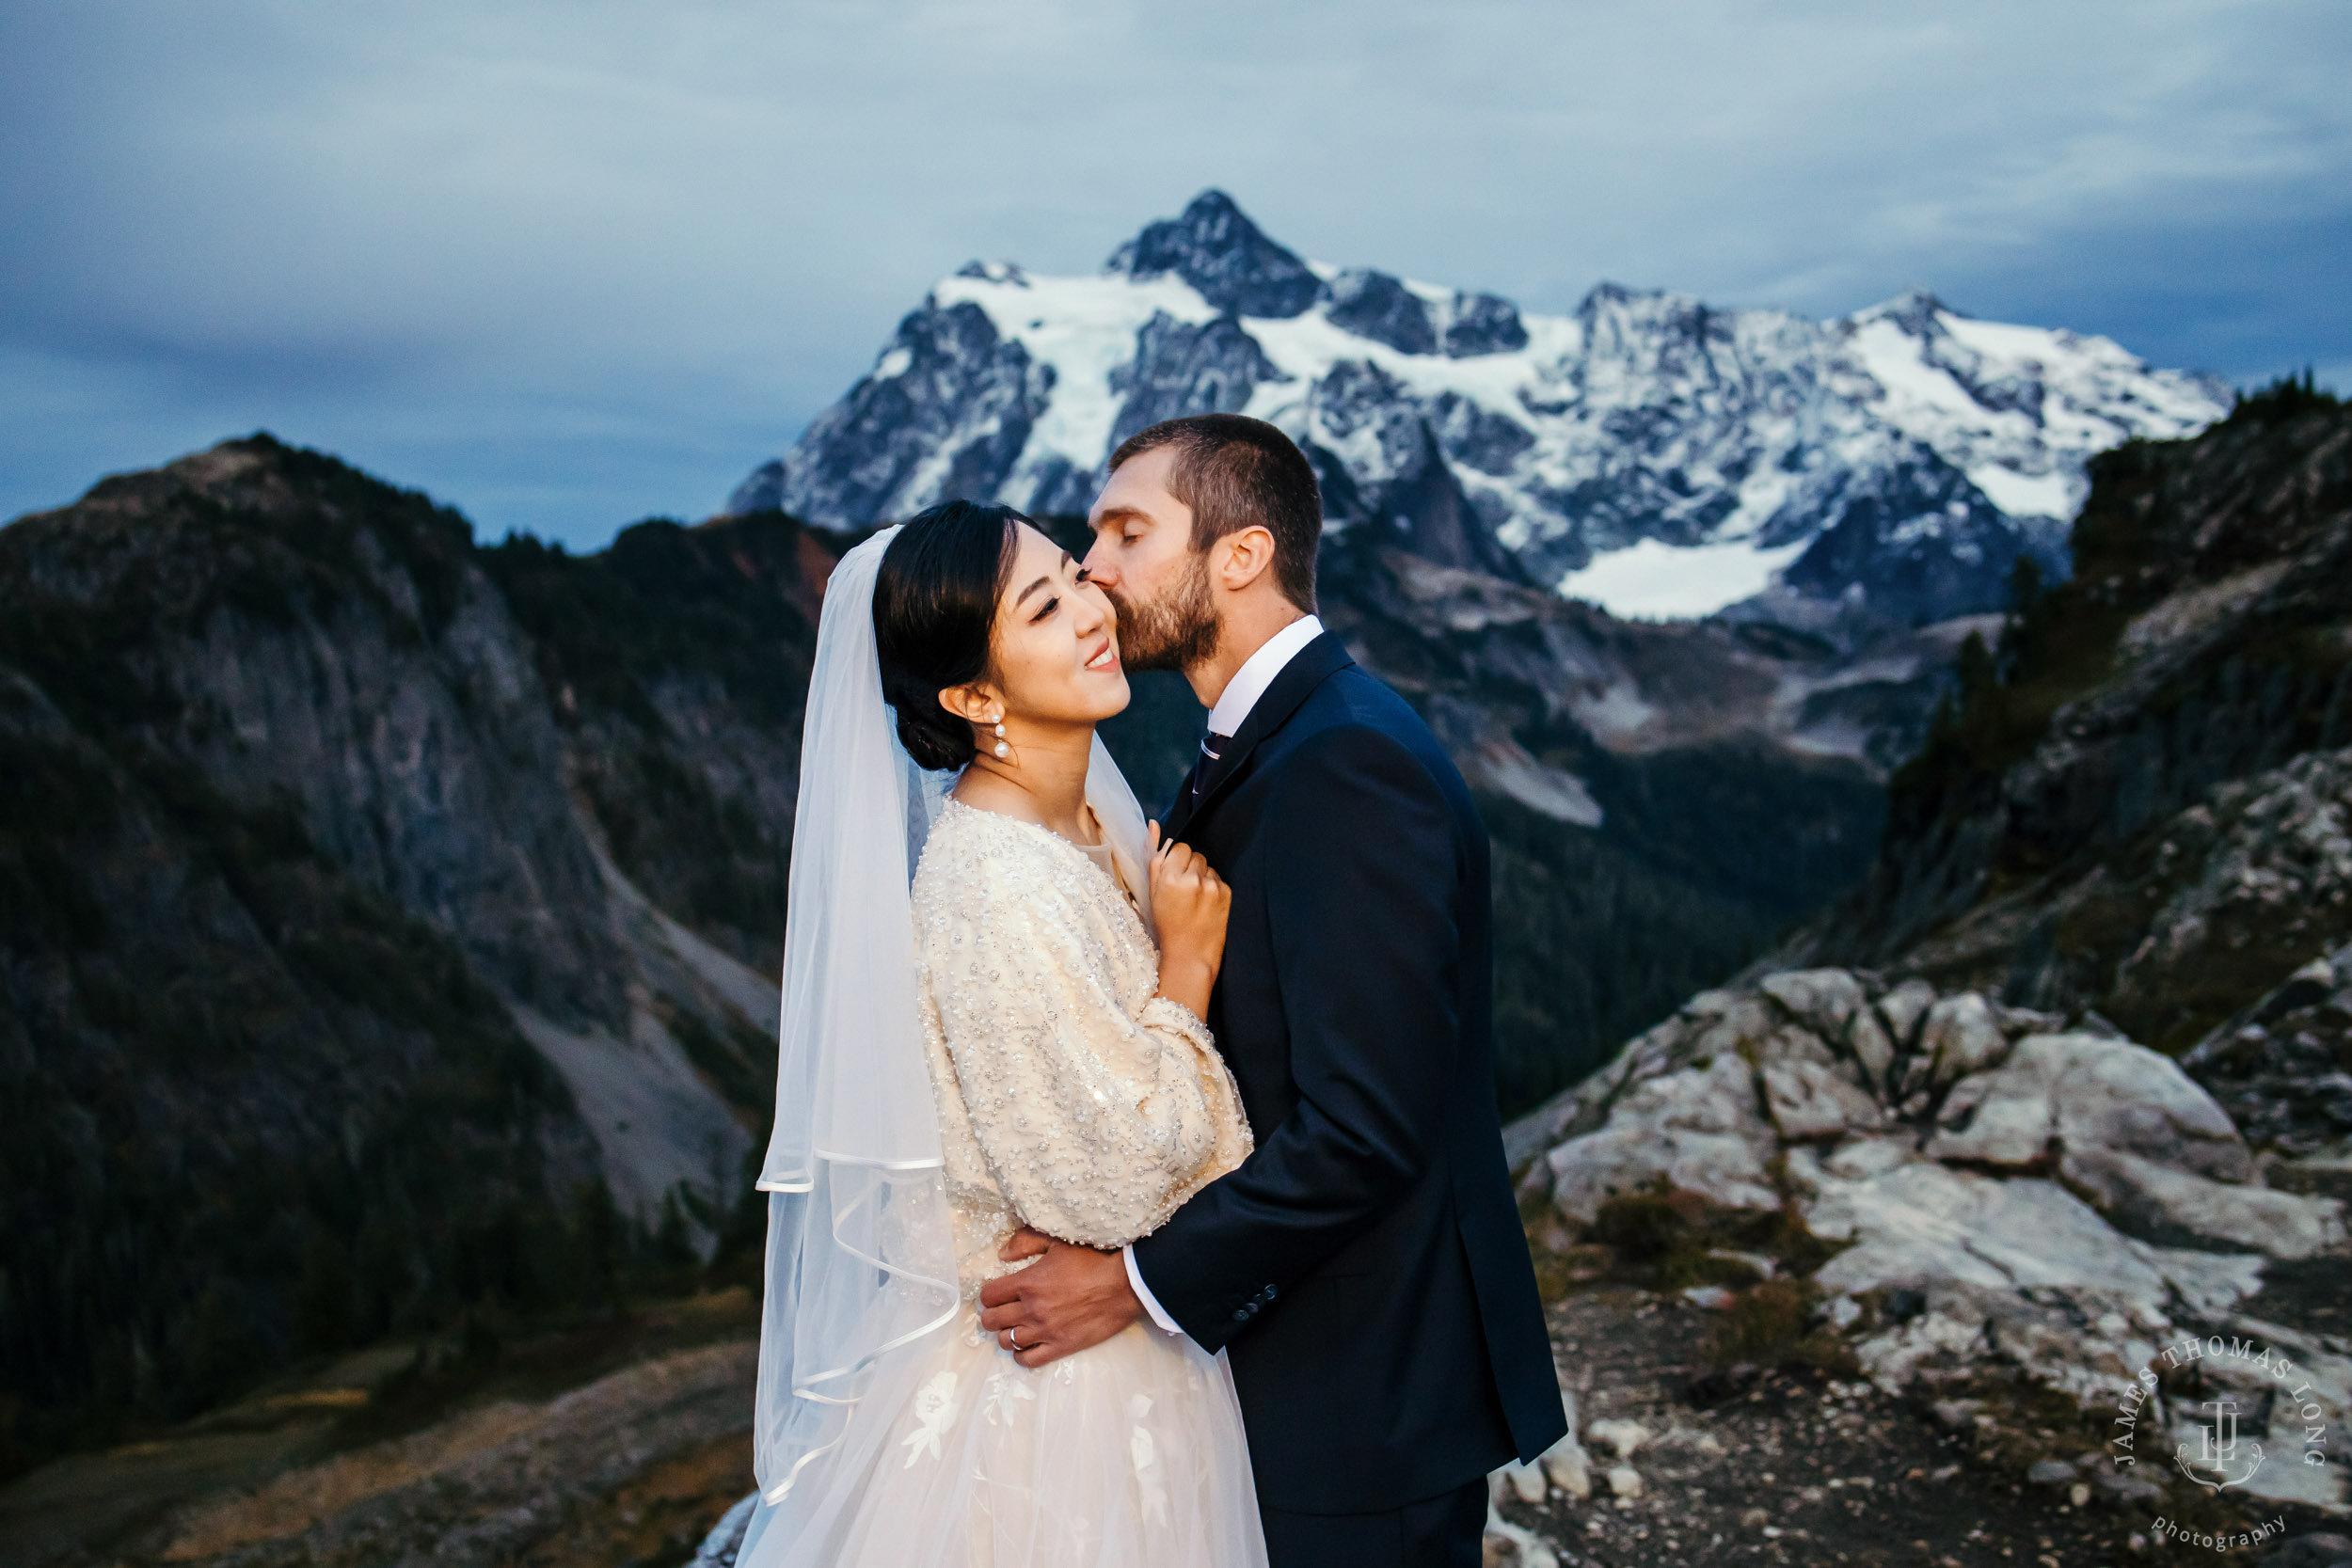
[4,0,2347,548]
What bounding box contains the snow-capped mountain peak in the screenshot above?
[731,191,2229,625]
[1104,188,1324,319]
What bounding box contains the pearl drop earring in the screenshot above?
[992,719,1009,760]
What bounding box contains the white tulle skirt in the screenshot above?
[738,1313,1268,1568]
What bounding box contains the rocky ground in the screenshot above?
[1484,1210,2352,1568]
[1496,959,2352,1567]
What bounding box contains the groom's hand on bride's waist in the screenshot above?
[977,1227,1142,1368]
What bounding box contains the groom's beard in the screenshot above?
[1106,552,1221,673]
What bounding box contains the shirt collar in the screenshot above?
[1205,614,1326,737]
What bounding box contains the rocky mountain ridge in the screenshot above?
[0,438,821,1472]
[1498,388,2352,1559]
[1798,380,2352,1052]
[732,189,2228,626]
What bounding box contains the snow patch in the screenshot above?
[1558,537,1811,621]
[1851,319,2013,431]
[1241,308,1549,424]
[936,270,1218,471]
[1966,464,2077,519]
[1570,682,1657,742]
[1466,737,1603,827]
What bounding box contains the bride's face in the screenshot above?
[986,522,1129,728]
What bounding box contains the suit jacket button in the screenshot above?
[1232,1308,1249,1323]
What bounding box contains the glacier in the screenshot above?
[732,191,2229,626]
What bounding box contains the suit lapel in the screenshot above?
[1162,631,1354,843]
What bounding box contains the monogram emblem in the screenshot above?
[2174,1397,2266,1492]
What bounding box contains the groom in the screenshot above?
[978,413,1565,1564]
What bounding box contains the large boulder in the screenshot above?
[1522,966,2349,1418]
[1798,1157,2254,1307]
[2061,1147,2346,1259]
[1759,1053,1885,1142]
[1790,1154,2273,1399]
[1926,1032,2254,1180]
[1545,1053,1780,1222]
[1917,991,2010,1092]
[1804,1157,2257,1293]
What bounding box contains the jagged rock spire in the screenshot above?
[1105,189,1324,319]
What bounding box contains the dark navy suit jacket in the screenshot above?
[1130,631,1565,1514]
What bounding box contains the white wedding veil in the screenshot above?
[751,522,1157,1507]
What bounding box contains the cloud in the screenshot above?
[2,0,2345,544]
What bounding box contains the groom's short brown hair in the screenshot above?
[1107,414,1321,612]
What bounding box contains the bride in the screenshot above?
[736,501,1269,1567]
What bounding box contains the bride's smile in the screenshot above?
[982,523,1129,733]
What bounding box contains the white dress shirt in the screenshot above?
[1123,613,1325,1335]
[1203,612,1327,740]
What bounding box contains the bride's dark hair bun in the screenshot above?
[873,500,1027,771]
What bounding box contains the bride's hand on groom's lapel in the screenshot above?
[977,1227,1143,1369]
[1148,822,1227,1019]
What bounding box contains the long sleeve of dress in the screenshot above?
[913,803,1252,1252]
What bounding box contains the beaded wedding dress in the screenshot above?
[738,527,1269,1568]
